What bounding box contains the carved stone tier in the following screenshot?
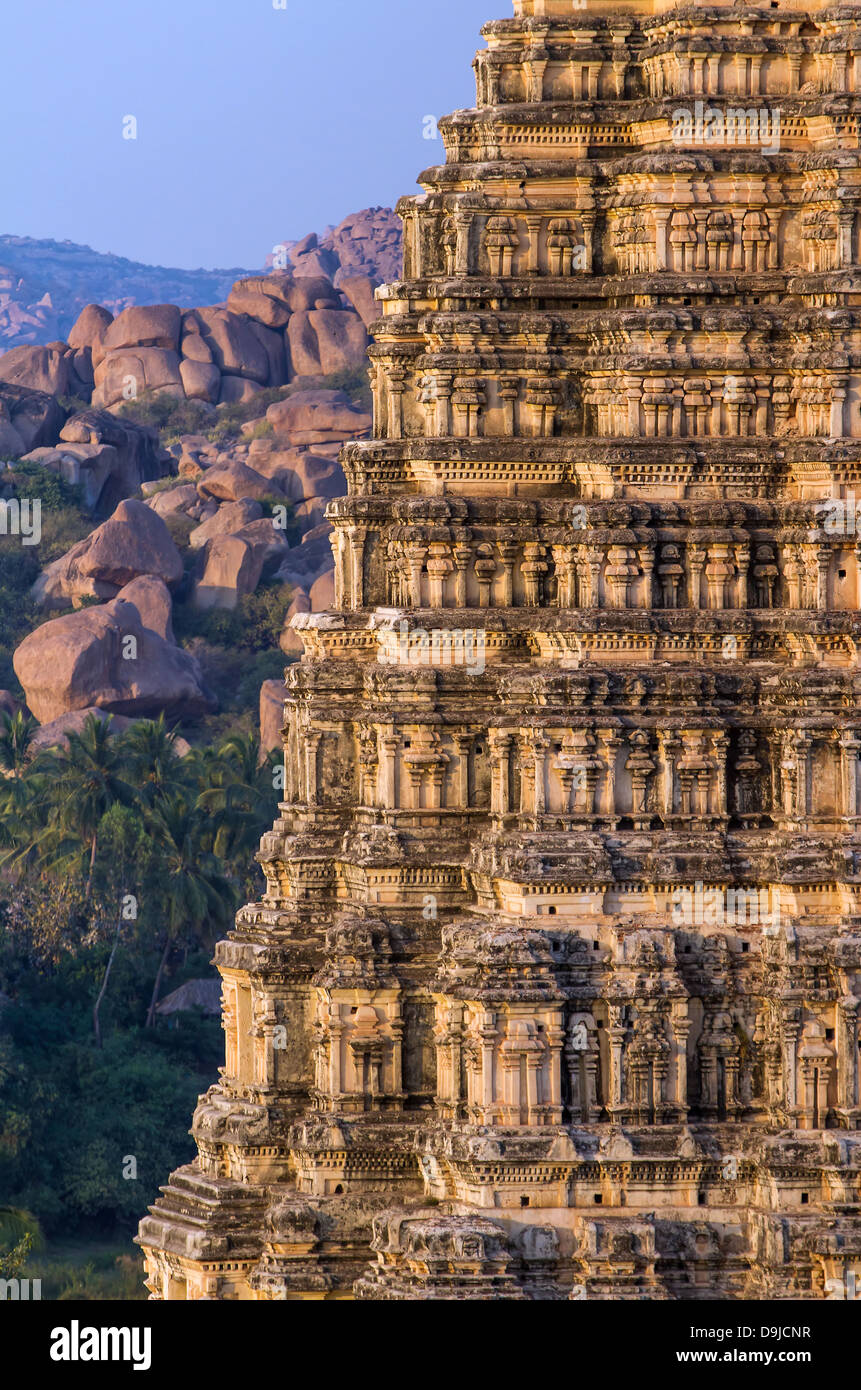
[140,0,861,1301]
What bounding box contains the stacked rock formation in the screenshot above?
[139,0,861,1300]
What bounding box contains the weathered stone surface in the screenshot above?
[34,498,182,607]
[143,7,861,1309]
[68,303,114,352]
[147,482,199,518]
[53,408,168,512]
[247,320,287,387]
[286,309,368,377]
[227,287,290,329]
[0,344,70,396]
[285,277,341,314]
[179,332,214,364]
[194,307,270,383]
[115,574,174,641]
[14,596,212,723]
[338,274,379,329]
[0,382,66,455]
[188,497,263,549]
[92,347,184,409]
[102,304,182,353]
[218,375,262,405]
[309,568,335,611]
[197,460,279,503]
[259,678,285,754]
[179,358,221,403]
[266,389,370,445]
[192,519,287,610]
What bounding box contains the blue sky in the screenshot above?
[3,0,495,270]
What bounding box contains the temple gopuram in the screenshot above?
[139,0,861,1300]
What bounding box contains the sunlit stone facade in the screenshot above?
[140,0,861,1300]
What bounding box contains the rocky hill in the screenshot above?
[0,207,402,752]
[0,238,251,350]
[0,209,402,353]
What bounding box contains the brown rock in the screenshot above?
[259,678,285,754]
[68,304,114,352]
[13,597,212,723]
[285,311,322,376]
[188,498,263,549]
[218,375,263,405]
[266,389,370,446]
[192,536,262,610]
[194,308,270,382]
[338,275,380,329]
[92,348,184,410]
[179,358,221,403]
[147,483,199,518]
[227,288,290,329]
[0,345,70,396]
[197,461,278,503]
[309,309,369,375]
[180,333,214,364]
[279,589,310,655]
[116,574,174,641]
[33,498,183,608]
[286,277,341,313]
[102,305,182,352]
[247,320,287,387]
[309,568,335,611]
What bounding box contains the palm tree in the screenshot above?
[0,710,37,778]
[195,731,280,864]
[143,794,236,1027]
[119,715,188,807]
[36,714,133,898]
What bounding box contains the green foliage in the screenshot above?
[205,385,290,445]
[116,392,214,442]
[4,461,84,514]
[0,465,91,688]
[0,709,284,1243]
[322,365,372,410]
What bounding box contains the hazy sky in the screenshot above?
[4,0,495,270]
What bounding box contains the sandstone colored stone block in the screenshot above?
[338,274,379,329]
[308,309,369,375]
[0,345,70,396]
[116,574,174,641]
[259,678,285,753]
[196,460,278,503]
[180,332,215,364]
[227,288,290,329]
[102,304,182,353]
[179,358,221,403]
[92,348,183,409]
[195,307,270,382]
[68,303,114,352]
[187,497,263,549]
[33,497,183,608]
[217,375,263,405]
[14,597,211,723]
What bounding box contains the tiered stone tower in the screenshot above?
[140,0,861,1300]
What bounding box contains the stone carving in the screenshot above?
[139,0,861,1303]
